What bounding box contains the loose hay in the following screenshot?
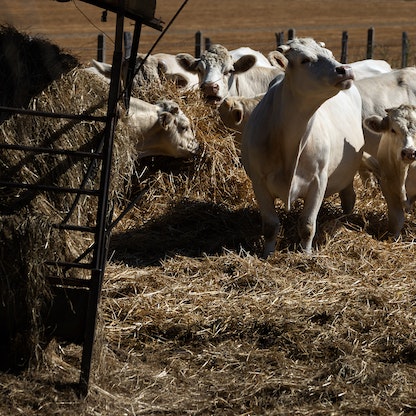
[1,59,416,415]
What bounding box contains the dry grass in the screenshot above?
[2,55,416,416]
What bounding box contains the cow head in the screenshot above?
[276,38,354,102]
[132,99,199,159]
[176,44,257,105]
[365,105,416,164]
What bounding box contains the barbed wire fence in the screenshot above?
[62,26,414,68]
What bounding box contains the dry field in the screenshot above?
[3,0,416,65]
[1,1,416,416]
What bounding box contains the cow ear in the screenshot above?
[364,115,388,133]
[276,44,291,55]
[231,108,244,125]
[267,51,288,70]
[167,101,179,115]
[233,55,256,73]
[159,112,174,130]
[157,59,168,74]
[176,53,199,72]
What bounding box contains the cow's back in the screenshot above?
[229,66,284,98]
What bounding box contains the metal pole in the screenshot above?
[124,20,142,111]
[79,2,124,396]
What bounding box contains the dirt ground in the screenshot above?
[3,0,416,66]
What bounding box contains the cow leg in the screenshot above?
[298,174,327,253]
[339,181,356,214]
[252,180,281,258]
[381,185,405,239]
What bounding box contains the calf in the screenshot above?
[241,38,364,257]
[364,104,416,238]
[126,98,199,158]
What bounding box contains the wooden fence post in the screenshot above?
[275,31,284,48]
[97,34,106,62]
[341,31,348,63]
[366,27,374,59]
[195,31,202,58]
[288,28,296,40]
[402,31,409,68]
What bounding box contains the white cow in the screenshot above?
[91,52,199,90]
[230,47,274,68]
[241,38,364,257]
[355,68,416,157]
[176,44,285,105]
[349,59,392,80]
[364,105,416,238]
[126,98,199,158]
[218,94,264,144]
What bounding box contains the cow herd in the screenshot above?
[107,37,416,257]
[3,24,416,256]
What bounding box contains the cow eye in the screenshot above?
[301,57,311,64]
[391,128,396,134]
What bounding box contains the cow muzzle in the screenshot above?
[335,65,354,89]
[201,82,222,105]
[401,147,416,163]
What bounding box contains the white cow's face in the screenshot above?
[278,38,354,102]
[365,105,416,163]
[150,101,199,159]
[177,44,256,105]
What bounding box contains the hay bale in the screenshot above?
[0,24,78,123]
[0,65,135,368]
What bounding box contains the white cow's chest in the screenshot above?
[265,146,327,209]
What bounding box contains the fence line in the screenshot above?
[96,27,412,66]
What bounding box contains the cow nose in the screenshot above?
[201,82,219,95]
[336,65,354,78]
[401,148,416,161]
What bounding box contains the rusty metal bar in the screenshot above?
[0,143,104,159]
[45,260,95,269]
[0,181,100,195]
[0,105,107,122]
[78,3,125,395]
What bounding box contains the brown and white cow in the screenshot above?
[241,38,364,257]
[364,104,416,238]
[176,44,284,105]
[126,98,199,158]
